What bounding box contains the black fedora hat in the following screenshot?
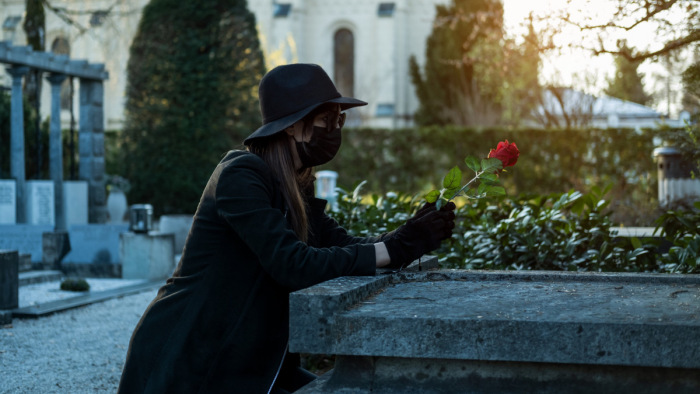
[243,63,367,145]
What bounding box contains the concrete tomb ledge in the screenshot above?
[291,267,700,392]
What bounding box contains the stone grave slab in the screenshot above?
[0,180,16,224]
[292,268,700,393]
[0,224,53,262]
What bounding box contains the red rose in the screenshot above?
[488,140,519,168]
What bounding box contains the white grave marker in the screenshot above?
[26,181,54,226]
[0,180,16,224]
[64,181,88,226]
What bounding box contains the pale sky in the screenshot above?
[501,0,691,116]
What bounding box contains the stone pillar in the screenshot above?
[7,66,29,224]
[47,73,68,231]
[79,79,107,223]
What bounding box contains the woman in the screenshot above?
[118,63,455,393]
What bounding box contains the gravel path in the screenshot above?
[0,288,158,393]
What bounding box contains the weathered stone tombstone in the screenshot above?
[159,214,194,256]
[61,224,129,277]
[120,232,175,281]
[292,264,700,393]
[0,180,16,224]
[0,224,53,263]
[0,250,19,310]
[25,180,54,225]
[0,250,19,325]
[63,181,89,226]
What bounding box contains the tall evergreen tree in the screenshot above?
[22,0,45,107]
[604,42,652,106]
[121,0,265,215]
[681,60,700,121]
[409,0,540,127]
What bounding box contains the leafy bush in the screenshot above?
[328,182,699,273]
[60,278,90,292]
[440,187,657,272]
[654,202,700,273]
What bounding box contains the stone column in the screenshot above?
[47,73,68,231]
[79,79,107,223]
[6,66,30,224]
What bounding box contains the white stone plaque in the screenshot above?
[64,181,88,226]
[25,181,54,226]
[0,180,16,224]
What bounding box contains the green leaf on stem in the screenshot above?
[425,189,441,203]
[479,172,500,183]
[464,156,480,173]
[444,186,461,199]
[485,185,506,196]
[480,158,503,174]
[443,166,462,190]
[477,183,506,197]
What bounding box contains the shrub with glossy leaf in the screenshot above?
[654,201,700,273]
[441,187,658,272]
[328,183,675,273]
[332,181,420,237]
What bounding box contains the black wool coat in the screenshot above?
[118,150,384,393]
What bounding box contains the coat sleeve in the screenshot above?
[215,155,376,291]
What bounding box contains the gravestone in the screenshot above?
[63,181,88,226]
[0,225,53,262]
[120,232,175,281]
[0,250,19,311]
[0,180,16,224]
[292,268,700,393]
[63,224,128,264]
[159,214,193,255]
[25,181,54,225]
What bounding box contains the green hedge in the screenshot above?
[320,126,683,225]
[330,185,699,274]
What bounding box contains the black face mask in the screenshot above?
[294,126,342,168]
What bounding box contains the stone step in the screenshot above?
[19,270,63,286]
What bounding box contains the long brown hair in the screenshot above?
[248,132,313,243]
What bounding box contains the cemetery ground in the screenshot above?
[1,280,158,393]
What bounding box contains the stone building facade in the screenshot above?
[1,0,447,130]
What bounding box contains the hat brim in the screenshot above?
[244,97,367,145]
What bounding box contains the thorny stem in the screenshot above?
[448,171,483,201]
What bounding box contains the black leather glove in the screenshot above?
[383,202,456,269]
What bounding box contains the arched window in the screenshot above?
[333,28,354,97]
[51,37,71,110]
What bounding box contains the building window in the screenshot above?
[2,16,21,30]
[376,103,395,117]
[51,37,71,110]
[273,3,292,18]
[3,16,22,43]
[377,3,396,17]
[90,11,108,27]
[334,28,354,98]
